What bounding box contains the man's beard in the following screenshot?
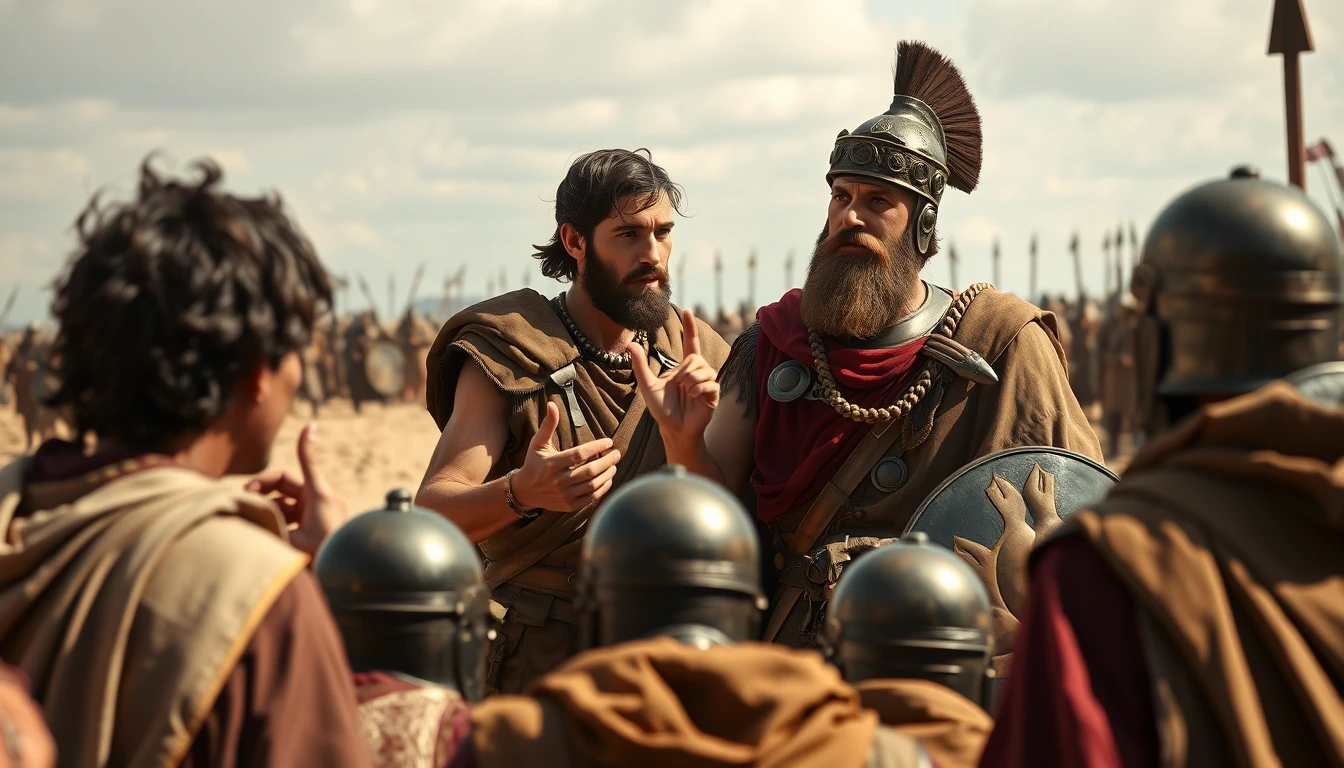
[580,243,673,334]
[800,225,924,339]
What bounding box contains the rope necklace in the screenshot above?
[808,283,991,424]
[554,294,648,369]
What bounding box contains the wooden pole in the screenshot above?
[1268,0,1313,189]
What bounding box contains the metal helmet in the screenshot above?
[822,533,993,704]
[827,41,983,257]
[577,466,768,650]
[1283,361,1344,408]
[315,488,491,701]
[1131,166,1343,430]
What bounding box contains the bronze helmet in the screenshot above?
[1130,166,1343,430]
[315,488,492,701]
[577,466,768,650]
[821,533,993,704]
[827,41,983,257]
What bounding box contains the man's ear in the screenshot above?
[240,363,271,405]
[560,223,587,261]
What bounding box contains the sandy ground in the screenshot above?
[0,398,1131,511]
[0,398,445,515]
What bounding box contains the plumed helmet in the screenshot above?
[577,466,768,650]
[822,532,993,704]
[315,488,491,701]
[827,41,983,257]
[1130,166,1342,429]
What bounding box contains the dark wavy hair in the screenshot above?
[46,156,332,449]
[533,148,684,282]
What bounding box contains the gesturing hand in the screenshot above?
[629,309,720,445]
[510,402,622,513]
[246,423,351,557]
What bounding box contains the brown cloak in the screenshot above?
[468,638,921,768]
[1059,382,1344,767]
[856,678,993,768]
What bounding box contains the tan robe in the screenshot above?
[425,289,730,694]
[0,454,369,768]
[1061,382,1344,767]
[468,638,925,768]
[856,678,993,768]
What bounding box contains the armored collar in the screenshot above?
[833,283,953,349]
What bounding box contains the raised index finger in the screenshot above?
[682,308,701,358]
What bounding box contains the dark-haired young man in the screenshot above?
[0,158,372,767]
[418,148,730,695]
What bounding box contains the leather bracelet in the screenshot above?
[504,469,539,519]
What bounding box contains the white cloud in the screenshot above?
[0,0,1341,319]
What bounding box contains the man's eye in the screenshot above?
[656,228,672,238]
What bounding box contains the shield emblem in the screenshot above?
[363,341,407,398]
[1283,361,1344,408]
[903,446,1118,653]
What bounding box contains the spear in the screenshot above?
[356,274,380,320]
[746,249,758,308]
[0,285,18,331]
[403,262,425,316]
[1129,221,1140,267]
[676,258,686,301]
[499,268,507,293]
[387,274,396,321]
[1102,233,1112,297]
[713,250,724,319]
[1115,224,1126,293]
[1268,0,1313,189]
[784,249,796,290]
[992,238,1001,289]
[948,241,959,288]
[1069,233,1083,302]
[1029,233,1039,302]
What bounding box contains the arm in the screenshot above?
[632,310,757,494]
[416,361,621,544]
[663,376,757,495]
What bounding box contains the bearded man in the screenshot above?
[631,41,1100,651]
[418,149,730,695]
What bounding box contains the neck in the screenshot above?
[893,279,928,325]
[100,427,236,478]
[565,285,637,355]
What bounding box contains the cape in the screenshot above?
[1054,381,1344,767]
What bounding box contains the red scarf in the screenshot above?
[752,290,926,523]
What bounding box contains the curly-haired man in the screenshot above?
[0,157,372,767]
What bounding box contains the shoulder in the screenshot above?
[953,287,1059,365]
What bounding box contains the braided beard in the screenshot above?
[800,225,924,339]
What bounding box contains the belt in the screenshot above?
[492,582,580,626]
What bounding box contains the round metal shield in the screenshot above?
[363,341,406,397]
[903,446,1119,554]
[1283,361,1344,408]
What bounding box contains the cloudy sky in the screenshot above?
[1,0,1341,325]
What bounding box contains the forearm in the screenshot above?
[662,433,729,487]
[416,474,523,544]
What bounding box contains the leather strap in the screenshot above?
[483,384,650,591]
[762,403,909,641]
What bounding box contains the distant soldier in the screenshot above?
[824,534,995,768]
[461,468,931,767]
[395,307,436,402]
[316,489,490,768]
[2,327,60,451]
[983,168,1344,766]
[345,310,397,413]
[1097,294,1137,456]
